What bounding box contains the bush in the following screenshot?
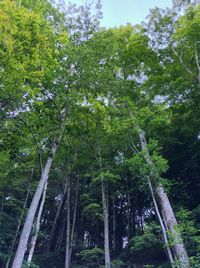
[111,258,125,268]
[77,247,104,267]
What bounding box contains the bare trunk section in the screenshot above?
[95,141,111,268]
[147,178,174,266]
[112,199,116,251]
[65,177,71,268]
[47,181,68,252]
[101,176,111,268]
[11,142,58,268]
[157,186,187,267]
[1,193,4,214]
[27,181,48,265]
[161,206,180,266]
[89,138,111,267]
[6,170,32,268]
[138,128,189,268]
[69,179,79,261]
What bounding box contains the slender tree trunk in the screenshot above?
[157,186,186,267]
[27,181,48,265]
[5,170,32,268]
[1,193,4,213]
[47,181,68,252]
[69,178,79,261]
[11,141,58,268]
[101,176,111,268]
[140,216,144,234]
[112,199,116,251]
[65,176,71,268]
[127,193,131,242]
[161,207,179,266]
[147,178,174,266]
[95,141,111,268]
[55,216,66,252]
[138,128,189,268]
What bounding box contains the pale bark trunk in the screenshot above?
[95,142,111,268]
[138,128,189,268]
[101,176,111,268]
[65,176,71,268]
[112,200,116,251]
[157,186,187,267]
[6,170,32,268]
[27,182,48,265]
[47,181,68,252]
[161,206,180,266]
[147,178,174,266]
[11,142,58,268]
[69,179,79,261]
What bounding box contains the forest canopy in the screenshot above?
[1,0,200,267]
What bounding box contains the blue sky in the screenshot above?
[68,0,172,27]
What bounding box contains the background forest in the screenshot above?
[1,0,200,267]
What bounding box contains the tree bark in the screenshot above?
[127,193,131,242]
[11,141,58,268]
[27,181,48,265]
[69,178,79,262]
[157,186,186,267]
[112,199,116,251]
[147,177,174,266]
[65,176,71,268]
[138,128,189,268]
[101,176,111,268]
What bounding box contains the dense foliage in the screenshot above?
[1,0,200,267]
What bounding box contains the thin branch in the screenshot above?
[128,132,139,154]
[173,48,193,75]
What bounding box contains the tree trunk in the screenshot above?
[1,193,4,218]
[112,199,116,251]
[55,216,66,252]
[127,193,131,242]
[47,181,68,252]
[101,176,111,268]
[65,176,71,268]
[27,181,48,265]
[157,186,187,267]
[11,141,58,268]
[69,178,79,262]
[138,128,189,268]
[95,140,111,268]
[147,177,174,266]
